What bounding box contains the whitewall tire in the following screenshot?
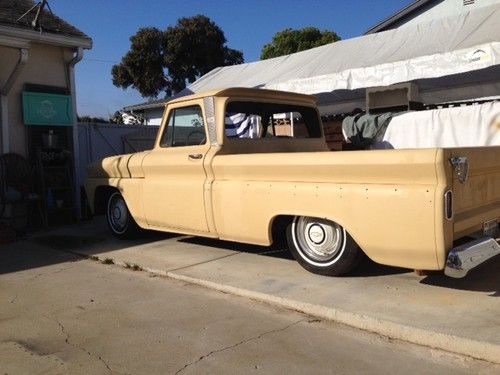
[106,191,140,239]
[286,216,362,276]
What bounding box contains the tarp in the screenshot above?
[182,4,500,111]
[379,101,500,149]
[342,113,394,149]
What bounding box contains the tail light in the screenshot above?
[444,190,453,221]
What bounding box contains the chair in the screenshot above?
[0,153,46,231]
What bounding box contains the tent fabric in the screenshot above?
[378,101,500,149]
[183,4,500,102]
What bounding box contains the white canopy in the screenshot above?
[182,4,500,113]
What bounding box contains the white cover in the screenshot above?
[181,4,500,107]
[381,101,500,149]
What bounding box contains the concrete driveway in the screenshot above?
[13,217,500,364]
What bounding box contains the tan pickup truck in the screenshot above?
[86,88,500,278]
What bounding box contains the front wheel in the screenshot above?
[106,191,141,239]
[286,216,362,276]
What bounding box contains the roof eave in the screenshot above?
[123,102,167,112]
[364,0,434,34]
[0,24,92,49]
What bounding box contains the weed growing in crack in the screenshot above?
[124,262,142,271]
[89,256,99,261]
[131,264,143,271]
[102,258,114,265]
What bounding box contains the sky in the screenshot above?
[51,0,413,118]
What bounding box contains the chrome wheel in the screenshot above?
[107,192,129,234]
[291,216,346,266]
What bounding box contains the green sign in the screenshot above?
[22,92,74,126]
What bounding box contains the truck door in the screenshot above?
[141,102,211,232]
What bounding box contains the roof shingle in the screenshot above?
[0,0,91,41]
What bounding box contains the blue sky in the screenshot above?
[52,0,412,118]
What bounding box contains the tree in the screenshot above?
[112,16,243,98]
[260,27,340,60]
[109,111,125,124]
[77,115,108,123]
[112,27,167,98]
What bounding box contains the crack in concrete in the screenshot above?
[174,318,305,374]
[10,294,17,304]
[51,265,76,275]
[167,252,242,273]
[28,265,76,282]
[39,313,120,374]
[54,318,115,373]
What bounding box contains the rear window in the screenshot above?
[225,101,322,140]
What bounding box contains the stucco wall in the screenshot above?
[0,42,74,156]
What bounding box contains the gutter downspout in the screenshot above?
[1,48,29,154]
[67,47,83,220]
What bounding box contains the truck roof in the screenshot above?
[167,87,317,106]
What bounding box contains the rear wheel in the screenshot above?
[106,191,140,239]
[286,216,362,276]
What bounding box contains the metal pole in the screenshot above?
[68,47,83,220]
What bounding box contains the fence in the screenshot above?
[77,123,159,192]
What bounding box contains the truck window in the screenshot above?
[160,105,207,147]
[225,101,322,139]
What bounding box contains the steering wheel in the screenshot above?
[186,130,206,145]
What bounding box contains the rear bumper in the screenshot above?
[444,237,500,278]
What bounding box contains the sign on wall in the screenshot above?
[22,92,74,126]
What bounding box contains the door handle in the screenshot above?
[188,153,203,160]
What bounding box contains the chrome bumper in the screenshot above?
[445,237,500,278]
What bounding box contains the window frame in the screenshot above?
[223,99,323,141]
[159,104,207,148]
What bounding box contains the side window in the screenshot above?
[160,105,206,147]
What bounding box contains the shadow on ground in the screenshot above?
[178,236,294,259]
[3,218,408,279]
[419,257,499,297]
[0,242,82,276]
[0,224,175,275]
[3,217,498,294]
[179,237,410,277]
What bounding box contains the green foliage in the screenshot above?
[78,115,108,123]
[112,27,166,98]
[112,16,244,98]
[165,15,243,92]
[260,27,340,60]
[109,111,124,124]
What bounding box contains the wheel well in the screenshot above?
[270,215,294,249]
[94,186,119,215]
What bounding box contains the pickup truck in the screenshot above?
[86,88,500,278]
